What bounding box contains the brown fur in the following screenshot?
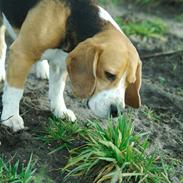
[66,23,142,107]
[7,0,70,87]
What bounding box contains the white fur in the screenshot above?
[0,26,7,82]
[1,83,24,131]
[33,60,49,79]
[42,49,76,121]
[88,73,126,118]
[98,6,124,34]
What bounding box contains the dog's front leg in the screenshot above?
[44,49,76,122]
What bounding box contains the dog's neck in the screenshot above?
[60,19,122,52]
[60,3,123,52]
[59,2,109,52]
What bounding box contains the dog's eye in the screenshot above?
[105,71,116,81]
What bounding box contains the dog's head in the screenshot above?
[66,31,142,118]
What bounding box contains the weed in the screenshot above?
[176,87,183,96]
[158,76,166,85]
[172,63,177,72]
[0,155,36,183]
[174,13,183,22]
[32,167,55,183]
[38,117,85,154]
[122,0,183,5]
[115,17,168,38]
[142,106,161,122]
[64,116,171,183]
[130,0,157,5]
[98,0,120,5]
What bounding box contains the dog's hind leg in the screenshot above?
[0,25,7,82]
[42,49,76,122]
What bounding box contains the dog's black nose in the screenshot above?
[110,104,118,118]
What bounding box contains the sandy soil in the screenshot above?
[0,3,183,183]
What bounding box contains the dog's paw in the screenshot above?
[0,67,5,82]
[35,60,49,79]
[53,108,77,122]
[2,115,24,132]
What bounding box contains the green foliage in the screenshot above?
[64,116,171,183]
[175,13,183,22]
[137,0,183,4]
[115,17,168,38]
[98,0,120,5]
[98,0,183,5]
[136,0,154,4]
[38,117,84,154]
[0,155,36,183]
[142,106,161,121]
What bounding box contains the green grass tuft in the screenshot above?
[64,116,171,183]
[38,117,85,154]
[115,17,168,38]
[0,155,36,183]
[142,106,161,122]
[98,0,120,5]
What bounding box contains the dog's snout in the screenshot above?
[110,104,118,118]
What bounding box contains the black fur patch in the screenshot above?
[1,0,39,28]
[61,0,104,52]
[1,0,104,51]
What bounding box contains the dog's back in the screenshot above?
[0,0,39,28]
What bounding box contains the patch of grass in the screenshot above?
[123,0,183,5]
[64,116,172,183]
[115,17,168,38]
[142,106,161,122]
[174,13,183,22]
[130,0,158,5]
[98,0,183,6]
[0,155,36,183]
[172,63,177,72]
[158,76,166,85]
[38,117,84,154]
[98,0,120,5]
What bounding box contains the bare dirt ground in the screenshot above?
[0,3,183,183]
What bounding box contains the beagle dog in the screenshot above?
[0,0,142,132]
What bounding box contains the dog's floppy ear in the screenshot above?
[125,51,142,108]
[66,42,101,98]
